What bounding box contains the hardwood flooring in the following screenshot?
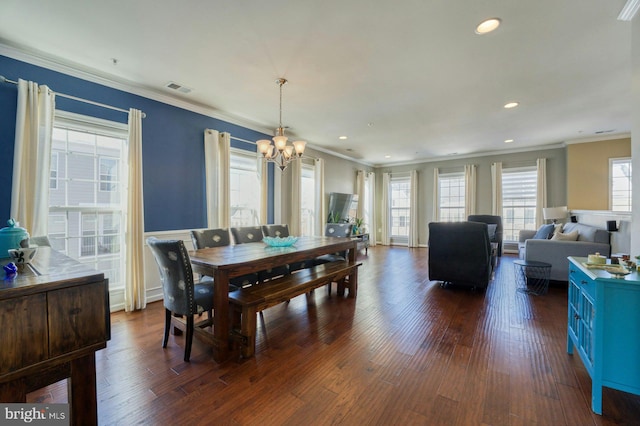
[29,247,640,425]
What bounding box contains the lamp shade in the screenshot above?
[543,206,568,221]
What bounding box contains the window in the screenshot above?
[230,149,261,226]
[49,112,127,292]
[502,167,537,241]
[438,172,465,221]
[390,175,411,243]
[300,163,316,236]
[99,157,119,191]
[50,152,58,189]
[610,158,632,212]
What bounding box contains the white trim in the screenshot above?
[608,157,633,212]
[565,133,631,144]
[0,43,273,136]
[376,143,566,168]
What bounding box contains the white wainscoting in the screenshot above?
[571,210,632,255]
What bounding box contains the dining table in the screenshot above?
[189,235,358,362]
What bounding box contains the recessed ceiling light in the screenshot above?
[475,18,501,34]
[504,139,514,143]
[339,136,348,140]
[504,102,519,109]
[385,155,391,159]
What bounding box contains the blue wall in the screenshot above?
[0,55,274,231]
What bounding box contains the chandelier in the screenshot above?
[256,78,306,171]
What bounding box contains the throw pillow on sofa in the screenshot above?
[551,230,579,241]
[532,223,555,239]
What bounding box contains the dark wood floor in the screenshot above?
[29,247,640,425]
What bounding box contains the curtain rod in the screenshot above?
[0,75,146,118]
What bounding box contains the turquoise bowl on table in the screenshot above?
[263,236,298,247]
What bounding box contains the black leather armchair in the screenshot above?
[428,221,493,290]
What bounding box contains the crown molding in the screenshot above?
[373,142,567,168]
[0,41,276,135]
[564,132,631,145]
[0,42,373,167]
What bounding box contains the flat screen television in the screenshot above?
[327,192,358,223]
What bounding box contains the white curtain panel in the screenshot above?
[432,168,440,222]
[491,162,503,216]
[536,158,548,228]
[10,79,55,237]
[464,164,477,217]
[366,172,377,246]
[124,108,146,312]
[203,129,231,228]
[218,133,231,228]
[355,170,366,220]
[314,158,325,236]
[381,172,390,245]
[259,156,268,224]
[204,129,219,227]
[290,158,302,235]
[409,170,419,247]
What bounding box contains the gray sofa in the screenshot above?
[519,222,611,281]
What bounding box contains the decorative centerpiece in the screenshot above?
[263,236,298,247]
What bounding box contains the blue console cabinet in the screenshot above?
[567,256,640,414]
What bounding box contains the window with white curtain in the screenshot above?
[230,149,261,226]
[610,158,632,212]
[438,171,465,221]
[363,174,373,234]
[300,163,316,236]
[390,174,411,244]
[502,166,537,241]
[49,112,127,292]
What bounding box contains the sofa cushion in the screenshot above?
[551,230,579,241]
[532,224,554,239]
[562,222,609,243]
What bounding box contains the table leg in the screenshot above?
[69,354,97,426]
[240,306,257,359]
[212,269,230,363]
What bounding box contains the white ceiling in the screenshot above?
[0,0,633,166]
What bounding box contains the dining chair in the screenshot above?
[190,228,258,288]
[261,224,307,272]
[231,226,289,281]
[313,223,354,265]
[146,237,214,362]
[261,224,290,238]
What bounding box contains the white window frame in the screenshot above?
[50,111,128,293]
[438,171,465,222]
[610,157,632,212]
[300,162,316,236]
[50,151,58,190]
[502,166,537,242]
[229,148,261,227]
[389,174,411,245]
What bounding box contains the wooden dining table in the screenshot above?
[189,235,358,362]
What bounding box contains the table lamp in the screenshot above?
[542,206,568,224]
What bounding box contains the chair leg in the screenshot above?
[163,308,171,348]
[184,316,194,362]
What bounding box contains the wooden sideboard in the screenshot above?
[0,247,110,426]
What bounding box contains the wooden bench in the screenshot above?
[228,260,362,358]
